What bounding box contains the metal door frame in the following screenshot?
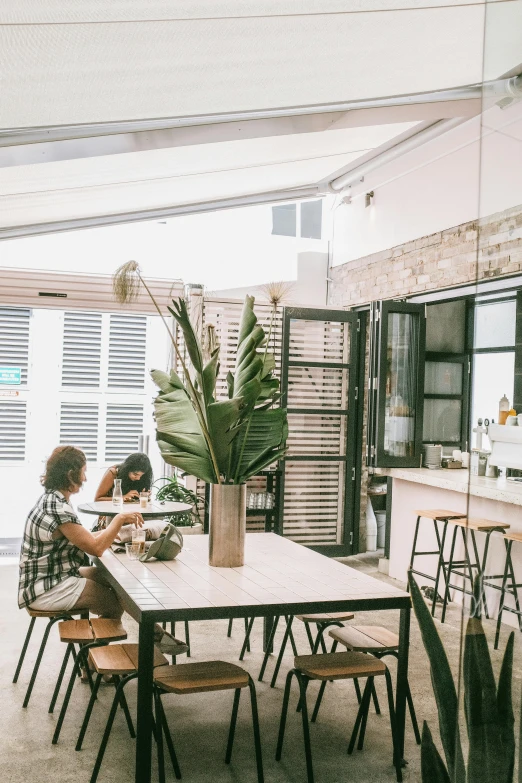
[278,306,360,557]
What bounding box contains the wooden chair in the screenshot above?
[276,651,401,783]
[13,607,81,708]
[310,624,421,744]
[51,617,128,745]
[440,517,509,623]
[155,660,264,783]
[408,509,465,616]
[77,643,170,783]
[259,612,355,687]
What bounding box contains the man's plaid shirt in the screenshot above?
[18,490,85,609]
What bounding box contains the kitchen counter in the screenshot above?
[374,467,522,507]
[376,466,522,633]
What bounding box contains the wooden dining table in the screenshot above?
[95,532,411,783]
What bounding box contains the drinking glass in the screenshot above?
[140,491,149,509]
[132,528,146,555]
[125,542,141,561]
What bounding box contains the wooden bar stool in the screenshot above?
[276,651,401,783]
[440,517,509,623]
[313,625,421,744]
[78,644,170,783]
[408,509,464,616]
[13,608,81,708]
[491,531,522,649]
[52,617,127,745]
[259,612,354,687]
[154,660,264,783]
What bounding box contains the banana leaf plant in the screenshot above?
[408,572,516,783]
[151,295,287,484]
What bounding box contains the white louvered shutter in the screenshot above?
[59,403,99,461]
[0,306,31,384]
[108,314,147,389]
[105,404,144,462]
[0,401,27,461]
[62,312,102,387]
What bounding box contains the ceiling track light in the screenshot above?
[365,191,375,208]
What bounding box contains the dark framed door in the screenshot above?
[278,307,360,557]
[369,300,426,468]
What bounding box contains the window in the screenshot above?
[108,314,147,389]
[271,200,323,239]
[62,312,102,388]
[0,307,31,385]
[300,200,322,239]
[0,401,27,461]
[271,203,296,237]
[105,404,144,462]
[59,403,100,461]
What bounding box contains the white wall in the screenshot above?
[0,202,324,293]
[332,101,522,266]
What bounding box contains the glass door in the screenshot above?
[369,301,426,467]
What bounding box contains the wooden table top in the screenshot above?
[96,533,410,622]
[79,500,192,518]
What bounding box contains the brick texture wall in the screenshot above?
[330,204,522,308]
[330,204,522,551]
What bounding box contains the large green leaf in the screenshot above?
[231,407,288,483]
[151,369,217,484]
[168,299,204,375]
[408,573,465,783]
[421,723,451,783]
[206,398,244,476]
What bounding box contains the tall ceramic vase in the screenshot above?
[209,484,246,567]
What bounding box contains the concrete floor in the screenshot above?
[1,555,520,783]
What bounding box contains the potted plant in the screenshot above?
[113,262,288,566]
[153,473,204,534]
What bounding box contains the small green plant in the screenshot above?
[409,572,516,783]
[153,474,204,527]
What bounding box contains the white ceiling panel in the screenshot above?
[0,5,490,128]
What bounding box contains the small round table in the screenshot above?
[78,500,192,520]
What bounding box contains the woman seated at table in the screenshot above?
[18,446,144,619]
[92,452,152,532]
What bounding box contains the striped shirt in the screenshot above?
[18,491,85,609]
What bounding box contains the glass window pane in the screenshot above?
[300,200,322,239]
[426,300,466,353]
[425,362,463,394]
[423,399,462,443]
[471,352,515,426]
[271,203,296,237]
[384,312,418,458]
[474,300,516,349]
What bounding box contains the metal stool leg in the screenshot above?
[295,672,314,783]
[13,616,36,683]
[248,676,265,783]
[89,673,135,783]
[441,526,458,624]
[225,689,241,763]
[270,616,293,688]
[406,681,421,745]
[49,642,74,714]
[240,617,255,661]
[76,673,104,750]
[52,641,102,744]
[348,678,373,754]
[184,621,191,657]
[495,540,513,649]
[258,616,280,682]
[432,519,448,616]
[23,616,62,708]
[114,674,136,738]
[384,668,403,782]
[275,669,295,761]
[304,622,315,651]
[156,689,182,780]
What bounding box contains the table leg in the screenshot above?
[135,616,155,783]
[263,616,275,654]
[396,606,411,765]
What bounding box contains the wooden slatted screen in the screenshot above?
[280,309,358,554]
[108,314,147,389]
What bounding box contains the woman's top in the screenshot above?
[18,490,85,609]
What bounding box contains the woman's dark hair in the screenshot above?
[116,452,153,495]
[42,446,87,492]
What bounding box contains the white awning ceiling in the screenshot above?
[0,0,520,238]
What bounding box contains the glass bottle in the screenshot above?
[112,478,123,507]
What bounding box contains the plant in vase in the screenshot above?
[112,262,288,566]
[153,473,204,531]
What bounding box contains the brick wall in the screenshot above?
[330,204,522,308]
[330,204,522,551]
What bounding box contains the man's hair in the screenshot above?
[41,445,86,492]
